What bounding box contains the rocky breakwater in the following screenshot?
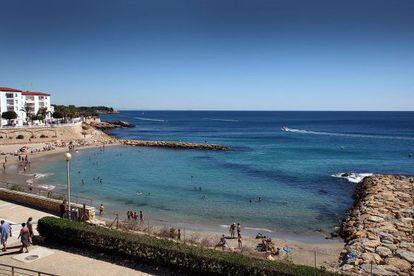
[89,120,135,130]
[121,139,229,151]
[339,175,413,275]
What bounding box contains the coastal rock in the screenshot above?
[385,257,412,271]
[339,175,414,275]
[397,250,414,264]
[360,264,395,276]
[376,246,392,258]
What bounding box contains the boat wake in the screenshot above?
[332,172,373,183]
[135,117,166,122]
[203,118,239,122]
[281,127,414,141]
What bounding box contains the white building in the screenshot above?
[0,86,53,127]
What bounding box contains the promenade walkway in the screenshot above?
[0,200,153,276]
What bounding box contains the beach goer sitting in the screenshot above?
[214,235,228,251]
[18,223,30,253]
[0,220,12,252]
[255,233,264,239]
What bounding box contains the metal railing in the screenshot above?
[0,264,57,276]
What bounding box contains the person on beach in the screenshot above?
[99,204,104,215]
[214,235,228,251]
[0,220,12,252]
[237,223,241,236]
[177,229,181,240]
[237,233,243,249]
[127,211,131,220]
[2,163,5,172]
[229,223,236,238]
[4,156,7,163]
[18,223,30,253]
[139,210,144,223]
[60,201,66,218]
[27,217,34,244]
[133,211,138,220]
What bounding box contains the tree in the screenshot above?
[52,111,64,119]
[37,107,48,121]
[21,103,33,123]
[2,111,18,125]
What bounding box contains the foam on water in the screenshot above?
[203,118,239,122]
[282,127,414,141]
[135,117,166,122]
[331,172,374,183]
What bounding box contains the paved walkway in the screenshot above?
[0,200,153,276]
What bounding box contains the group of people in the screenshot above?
[0,217,34,254]
[127,210,144,222]
[17,155,31,172]
[256,233,280,255]
[214,222,243,250]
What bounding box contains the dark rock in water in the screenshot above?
[107,120,135,128]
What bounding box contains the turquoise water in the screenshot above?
[35,111,414,235]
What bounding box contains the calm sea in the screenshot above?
[35,111,414,235]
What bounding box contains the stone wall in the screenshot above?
[0,188,95,220]
[339,175,413,275]
[0,123,85,145]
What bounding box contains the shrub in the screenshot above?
[37,217,337,276]
[40,134,48,138]
[16,134,24,139]
[10,185,24,192]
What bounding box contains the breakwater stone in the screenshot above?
[121,139,229,151]
[339,175,413,275]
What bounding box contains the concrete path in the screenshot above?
[0,200,153,275]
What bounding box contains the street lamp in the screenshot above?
[65,152,72,219]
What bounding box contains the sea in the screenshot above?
[34,111,414,237]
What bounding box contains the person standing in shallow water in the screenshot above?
[18,223,30,253]
[99,204,104,215]
[139,211,144,224]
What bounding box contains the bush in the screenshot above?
[10,185,24,192]
[16,134,24,139]
[40,134,48,138]
[37,217,337,276]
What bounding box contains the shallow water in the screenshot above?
[34,111,414,235]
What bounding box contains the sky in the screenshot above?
[0,0,413,111]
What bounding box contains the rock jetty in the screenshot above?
[121,139,229,151]
[339,175,413,275]
[90,120,135,130]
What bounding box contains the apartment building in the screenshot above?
[0,86,53,127]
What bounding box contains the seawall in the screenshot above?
[339,175,413,275]
[121,139,229,151]
[0,188,96,221]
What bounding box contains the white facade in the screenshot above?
[0,87,53,127]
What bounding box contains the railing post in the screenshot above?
[11,267,14,276]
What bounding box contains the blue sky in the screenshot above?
[0,0,413,110]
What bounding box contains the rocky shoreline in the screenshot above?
[120,139,229,151]
[339,175,413,275]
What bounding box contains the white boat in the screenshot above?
[281,126,289,131]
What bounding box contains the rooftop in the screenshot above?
[22,91,50,96]
[0,86,23,92]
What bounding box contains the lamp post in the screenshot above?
[65,152,72,219]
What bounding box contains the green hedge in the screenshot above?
[37,217,337,276]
